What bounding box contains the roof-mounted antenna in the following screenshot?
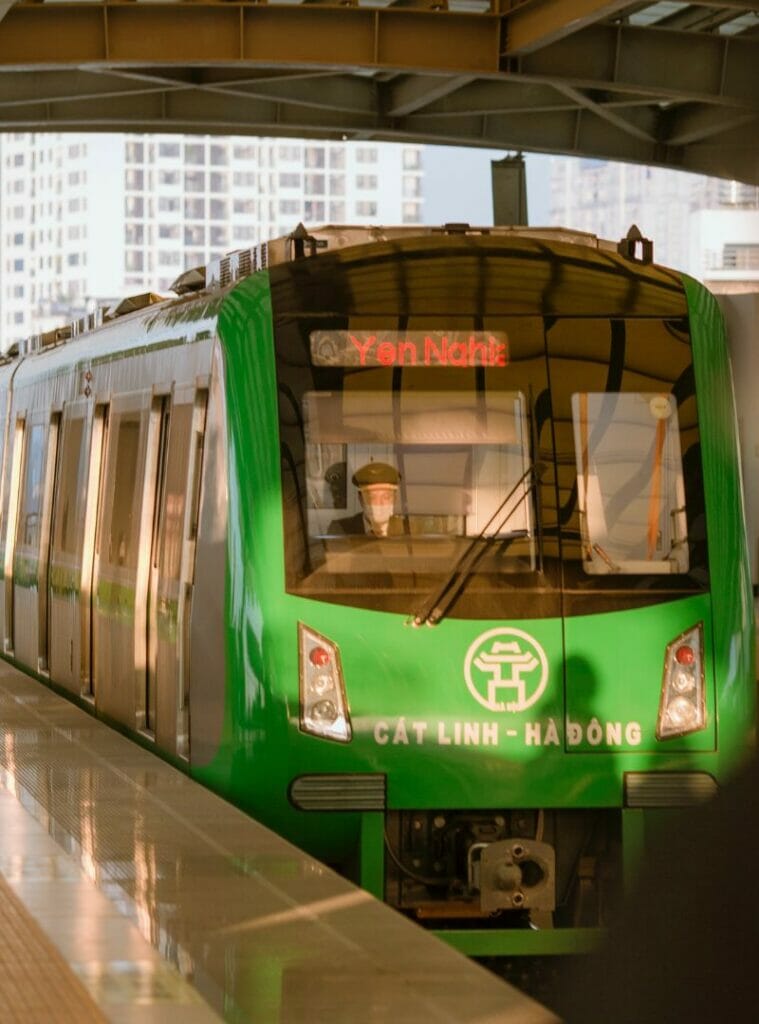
[618,224,653,265]
[287,223,328,261]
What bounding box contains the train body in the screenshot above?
[0,225,754,955]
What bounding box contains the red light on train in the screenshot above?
[675,645,695,665]
[309,646,331,667]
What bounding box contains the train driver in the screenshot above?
[328,462,401,537]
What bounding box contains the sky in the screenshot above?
[421,147,553,227]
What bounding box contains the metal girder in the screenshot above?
[0,5,499,73]
[384,75,475,116]
[516,22,759,108]
[0,2,756,183]
[504,0,634,55]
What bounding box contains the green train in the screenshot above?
[0,224,754,956]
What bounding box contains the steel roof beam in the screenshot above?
[516,23,759,108]
[384,74,475,116]
[504,0,635,55]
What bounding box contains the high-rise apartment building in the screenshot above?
[549,157,759,286]
[0,132,424,345]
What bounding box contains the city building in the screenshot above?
[549,156,759,286]
[0,132,424,345]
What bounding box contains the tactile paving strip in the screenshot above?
[0,871,107,1023]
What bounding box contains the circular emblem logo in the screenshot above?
[464,627,549,713]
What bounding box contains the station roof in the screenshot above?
[0,1,757,183]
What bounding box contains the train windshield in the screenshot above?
[272,242,708,617]
[573,392,689,575]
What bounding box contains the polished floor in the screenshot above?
[0,662,555,1023]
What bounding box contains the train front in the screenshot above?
[234,231,755,952]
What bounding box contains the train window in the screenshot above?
[51,411,86,557]
[158,403,193,580]
[101,410,143,570]
[572,392,688,574]
[303,387,533,548]
[15,423,45,551]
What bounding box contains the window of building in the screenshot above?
[304,174,325,195]
[304,200,325,221]
[125,169,144,190]
[305,147,325,169]
[279,145,302,161]
[210,226,228,247]
[403,176,422,198]
[329,175,345,196]
[185,171,205,193]
[185,198,205,219]
[329,149,346,170]
[403,149,421,170]
[356,175,378,189]
[125,196,143,217]
[279,199,300,215]
[158,196,180,213]
[185,143,205,165]
[126,141,144,163]
[279,173,301,189]
[355,201,377,217]
[209,199,228,220]
[210,145,229,166]
[329,201,346,221]
[159,224,180,240]
[158,251,181,266]
[233,198,256,215]
[184,225,205,245]
[125,251,144,272]
[233,172,256,188]
[232,225,256,242]
[210,172,228,193]
[158,142,180,158]
[234,144,257,160]
[402,201,421,223]
[159,169,180,186]
[356,147,378,164]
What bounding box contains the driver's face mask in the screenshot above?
[359,484,398,537]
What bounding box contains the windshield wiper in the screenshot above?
[410,462,546,627]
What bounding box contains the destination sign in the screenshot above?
[310,330,509,368]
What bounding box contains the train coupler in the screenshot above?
[469,837,556,918]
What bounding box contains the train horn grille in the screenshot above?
[290,774,386,811]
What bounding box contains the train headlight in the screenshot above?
[656,623,706,740]
[298,623,352,743]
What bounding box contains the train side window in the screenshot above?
[51,413,86,557]
[15,422,45,552]
[572,392,689,575]
[100,409,143,570]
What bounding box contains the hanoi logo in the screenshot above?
[464,627,549,713]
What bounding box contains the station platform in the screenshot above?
[0,661,555,1024]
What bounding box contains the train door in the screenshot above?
[92,391,153,727]
[11,413,49,670]
[48,400,97,693]
[147,387,208,759]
